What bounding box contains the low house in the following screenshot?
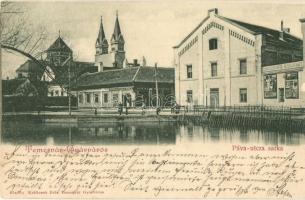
[2,78,47,112]
[15,60,44,80]
[43,61,98,97]
[73,66,175,108]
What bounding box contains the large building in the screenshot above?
[174,8,304,107]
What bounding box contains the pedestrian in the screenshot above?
[94,107,97,115]
[175,103,180,114]
[125,102,129,115]
[118,103,123,115]
[172,102,177,114]
[141,102,146,116]
[156,107,161,115]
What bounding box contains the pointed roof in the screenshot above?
[47,36,72,52]
[96,16,107,45]
[112,11,123,41]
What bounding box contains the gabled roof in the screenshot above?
[16,60,44,73]
[174,13,302,48]
[174,16,209,48]
[219,16,302,44]
[47,36,72,52]
[48,61,97,85]
[15,60,45,79]
[134,67,174,83]
[73,66,174,90]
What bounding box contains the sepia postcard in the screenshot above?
[1,0,305,199]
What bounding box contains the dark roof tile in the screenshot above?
[74,66,174,89]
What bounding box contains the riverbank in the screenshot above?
[2,108,305,131]
[2,110,180,123]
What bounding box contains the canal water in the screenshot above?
[2,120,305,146]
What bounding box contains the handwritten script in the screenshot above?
[1,145,305,198]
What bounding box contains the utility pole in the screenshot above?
[154,63,159,107]
[68,55,71,116]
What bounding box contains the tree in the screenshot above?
[0,1,53,79]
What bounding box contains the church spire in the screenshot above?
[97,16,106,44]
[96,16,108,55]
[111,10,123,42]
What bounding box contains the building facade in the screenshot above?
[73,66,174,108]
[174,8,303,107]
[262,61,305,107]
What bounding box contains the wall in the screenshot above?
[262,61,305,107]
[261,35,303,67]
[174,12,258,107]
[175,36,199,105]
[48,85,67,97]
[77,87,135,108]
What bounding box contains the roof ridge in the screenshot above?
[218,15,279,33]
[219,15,302,41]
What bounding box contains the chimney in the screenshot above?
[208,8,218,17]
[281,20,284,31]
[283,28,290,33]
[300,18,305,62]
[133,59,139,67]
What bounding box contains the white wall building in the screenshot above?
[174,8,303,107]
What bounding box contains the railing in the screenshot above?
[184,105,305,116]
[77,104,305,117]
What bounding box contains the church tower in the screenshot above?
[110,11,125,68]
[46,34,73,67]
[95,16,109,55]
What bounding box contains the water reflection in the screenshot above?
[1,120,305,146]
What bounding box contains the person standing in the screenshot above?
[118,103,123,115]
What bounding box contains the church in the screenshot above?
[95,12,126,71]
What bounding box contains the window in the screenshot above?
[186,65,192,78]
[50,90,54,97]
[18,73,23,78]
[211,62,217,77]
[112,93,119,106]
[94,93,99,103]
[86,93,91,103]
[209,38,218,50]
[78,94,83,103]
[264,74,277,99]
[285,72,299,99]
[186,90,193,103]
[103,93,108,103]
[61,91,64,96]
[55,90,59,96]
[118,44,124,51]
[240,88,247,103]
[239,59,247,75]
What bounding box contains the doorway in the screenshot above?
[210,88,219,107]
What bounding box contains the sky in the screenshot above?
[2,0,305,79]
